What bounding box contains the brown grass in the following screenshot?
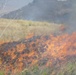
[0,19,61,41]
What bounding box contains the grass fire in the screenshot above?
[0,31,76,75]
[0,0,76,75]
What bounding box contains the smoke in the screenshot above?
[26,0,76,33]
[26,0,71,21]
[1,0,76,32]
[67,0,76,33]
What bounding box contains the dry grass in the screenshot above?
[0,18,61,41]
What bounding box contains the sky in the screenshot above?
[0,0,33,14]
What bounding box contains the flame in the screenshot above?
[0,32,76,74]
[25,33,34,39]
[16,43,26,52]
[59,24,66,32]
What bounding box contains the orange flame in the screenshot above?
[0,32,76,74]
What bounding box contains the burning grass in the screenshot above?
[0,32,76,75]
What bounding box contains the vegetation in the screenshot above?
[0,19,76,75]
[0,71,4,75]
[0,19,61,41]
[17,61,76,75]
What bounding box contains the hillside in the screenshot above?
[1,0,73,24]
[1,0,76,33]
[0,19,62,41]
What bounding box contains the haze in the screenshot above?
[0,0,33,14]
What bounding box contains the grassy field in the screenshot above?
[0,19,61,41]
[0,19,72,75]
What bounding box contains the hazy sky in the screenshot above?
[0,0,33,13]
[5,0,33,9]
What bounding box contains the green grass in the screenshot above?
[0,19,61,41]
[16,60,76,75]
[0,71,4,75]
[57,61,76,75]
